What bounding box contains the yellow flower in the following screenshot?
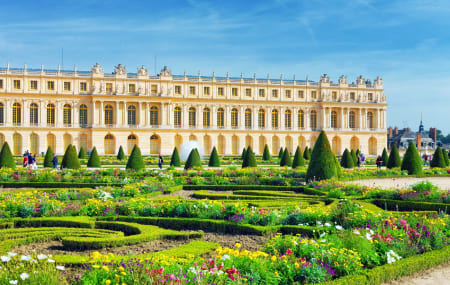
[102,265,109,272]
[235,243,241,249]
[121,272,126,276]
[275,271,279,277]
[118,267,124,271]
[105,281,111,285]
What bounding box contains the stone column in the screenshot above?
[115,101,118,126]
[240,106,245,129]
[359,108,362,129]
[74,102,79,126]
[211,106,216,128]
[160,103,165,126]
[40,101,46,126]
[23,100,29,127]
[266,107,271,129]
[340,108,344,129]
[5,100,11,125]
[92,101,96,127]
[124,102,128,126]
[253,106,258,129]
[280,107,285,130]
[225,106,231,128]
[100,101,104,126]
[321,107,326,129]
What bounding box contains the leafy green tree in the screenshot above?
[278,148,284,158]
[340,149,354,169]
[117,146,125,161]
[241,147,247,160]
[306,131,339,181]
[0,142,15,169]
[87,146,101,167]
[280,148,292,167]
[61,145,81,169]
[444,149,450,167]
[43,146,53,168]
[262,144,271,161]
[126,145,145,171]
[350,149,357,165]
[184,148,202,170]
[401,141,423,175]
[242,146,257,168]
[387,145,401,169]
[381,148,389,167]
[303,146,310,160]
[170,147,181,167]
[208,146,221,167]
[292,146,305,168]
[78,147,86,159]
[430,146,446,168]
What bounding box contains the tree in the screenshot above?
[306,131,339,181]
[292,146,305,168]
[280,147,292,167]
[126,145,145,171]
[278,148,284,158]
[61,145,81,169]
[443,149,449,167]
[381,148,389,167]
[401,141,423,175]
[184,148,202,170]
[43,146,53,168]
[242,146,257,168]
[303,146,310,160]
[241,147,247,160]
[387,145,401,169]
[340,149,354,169]
[169,147,181,167]
[430,146,446,168]
[0,142,15,169]
[350,149,357,165]
[262,144,271,161]
[208,146,221,167]
[87,146,101,167]
[78,147,86,159]
[117,146,125,161]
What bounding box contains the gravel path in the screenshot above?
[344,176,450,190]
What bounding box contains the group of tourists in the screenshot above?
[22,150,37,170]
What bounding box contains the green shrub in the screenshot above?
[87,146,101,167]
[170,147,181,167]
[43,146,54,168]
[340,148,354,169]
[61,145,81,169]
[350,149,357,165]
[430,146,446,168]
[78,147,86,159]
[292,146,305,168]
[117,145,125,160]
[278,148,284,158]
[443,148,449,166]
[242,146,257,168]
[381,147,389,166]
[306,131,339,181]
[262,144,271,161]
[208,146,220,167]
[184,148,202,170]
[401,141,423,175]
[241,147,247,160]
[126,145,145,171]
[303,146,310,160]
[0,142,15,169]
[387,144,401,169]
[280,147,292,167]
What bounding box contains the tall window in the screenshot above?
[0,134,4,148]
[217,108,224,127]
[349,111,356,129]
[245,108,252,129]
[106,83,113,93]
[150,135,159,154]
[310,110,317,129]
[13,80,21,89]
[175,86,181,95]
[175,135,182,150]
[0,79,3,89]
[104,134,115,154]
[47,134,56,152]
[285,109,292,128]
[13,133,21,155]
[271,109,279,129]
[188,107,196,127]
[30,80,38,90]
[80,82,87,92]
[189,86,196,95]
[245,89,252,97]
[285,90,291,98]
[127,105,136,125]
[298,90,304,98]
[232,88,238,97]
[64,82,71,91]
[203,136,211,154]
[104,105,113,125]
[128,84,136,93]
[217,135,224,154]
[63,104,72,125]
[311,91,317,99]
[30,133,38,154]
[29,103,38,125]
[367,93,373,101]
[79,134,87,152]
[272,89,278,97]
[151,85,158,95]
[331,111,337,128]
[203,87,210,96]
[332,91,337,101]
[127,135,137,154]
[259,89,265,97]
[231,108,238,128]
[47,104,55,125]
[298,110,304,128]
[272,137,279,155]
[13,103,21,125]
[79,104,88,126]
[367,112,374,129]
[203,108,210,127]
[63,134,72,152]
[258,109,265,128]
[350,92,355,101]
[259,136,266,155]
[47,81,55,91]
[232,136,238,154]
[150,106,158,125]
[217,87,224,96]
[174,107,181,127]
[0,103,4,124]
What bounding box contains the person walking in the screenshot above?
[23,154,28,167]
[32,154,37,170]
[158,154,164,169]
[376,156,382,168]
[52,154,58,169]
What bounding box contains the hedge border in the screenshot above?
[182,184,326,196]
[0,182,123,188]
[370,199,449,214]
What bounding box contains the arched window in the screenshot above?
[203,135,211,154]
[63,134,72,152]
[104,134,115,154]
[188,107,196,127]
[298,136,306,151]
[350,136,359,151]
[175,135,182,151]
[150,106,159,125]
[285,136,292,153]
[104,105,113,126]
[80,104,88,126]
[217,108,224,127]
[245,135,252,148]
[189,134,197,141]
[47,134,56,152]
[259,136,266,154]
[217,135,224,154]
[13,103,21,125]
[150,134,159,154]
[0,103,4,124]
[128,105,136,125]
[127,134,137,154]
[349,111,356,129]
[332,136,341,154]
[13,133,22,155]
[47,104,55,126]
[310,110,317,129]
[63,104,72,125]
[310,136,317,148]
[331,111,337,128]
[272,136,279,154]
[367,112,373,129]
[29,103,38,125]
[0,133,4,148]
[285,109,292,129]
[232,135,238,154]
[30,133,38,154]
[79,134,87,152]
[272,109,279,128]
[231,108,238,128]
[368,137,377,155]
[174,107,181,127]
[245,108,252,129]
[298,110,304,129]
[203,108,210,127]
[258,109,265,128]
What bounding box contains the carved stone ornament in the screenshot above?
[114,64,126,75]
[137,65,148,76]
[357,75,365,85]
[320,74,330,83]
[160,66,172,77]
[339,75,347,84]
[91,63,103,74]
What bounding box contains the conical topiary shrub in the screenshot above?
[334,156,342,178]
[387,145,401,169]
[381,148,389,167]
[443,148,449,167]
[208,146,221,167]
[87,146,101,167]
[242,146,257,168]
[61,145,81,169]
[78,147,86,159]
[292,146,305,169]
[184,148,202,170]
[303,146,310,160]
[170,147,181,167]
[340,148,354,169]
[280,148,292,167]
[43,146,53,168]
[350,149,357,165]
[241,148,247,160]
[306,131,339,181]
[401,141,423,175]
[262,144,271,161]
[117,146,125,161]
[126,145,145,171]
[278,148,284,159]
[0,142,15,169]
[430,146,446,168]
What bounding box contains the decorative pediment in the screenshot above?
[114,64,127,75]
[91,63,103,74]
[137,65,148,76]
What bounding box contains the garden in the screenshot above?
[0,131,449,284]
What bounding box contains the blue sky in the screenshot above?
[1,0,450,133]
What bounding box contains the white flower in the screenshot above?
[221,254,230,261]
[20,255,32,261]
[188,267,198,274]
[20,273,30,280]
[56,265,65,271]
[319,232,326,238]
[353,230,360,235]
[386,250,402,264]
[47,258,55,263]
[205,204,208,209]
[335,225,344,230]
[37,254,48,260]
[9,281,18,285]
[324,222,331,227]
[1,256,11,262]
[298,223,304,226]
[7,252,17,257]
[366,233,373,240]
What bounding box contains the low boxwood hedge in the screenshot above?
[182,185,326,196]
[370,199,449,213]
[0,182,123,188]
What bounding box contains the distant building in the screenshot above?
[387,120,440,152]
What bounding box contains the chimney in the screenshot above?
[388,127,393,138]
[394,127,398,135]
[416,133,422,148]
[429,128,437,143]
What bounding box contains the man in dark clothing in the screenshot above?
[52,154,58,169]
[158,154,164,169]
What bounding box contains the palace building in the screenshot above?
[0,63,387,156]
